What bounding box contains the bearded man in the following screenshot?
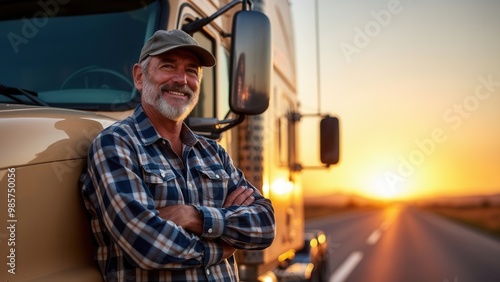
[81,29,275,282]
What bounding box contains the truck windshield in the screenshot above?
[0,0,160,111]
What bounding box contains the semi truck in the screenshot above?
[0,0,340,281]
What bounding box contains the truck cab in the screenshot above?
[0,0,339,281]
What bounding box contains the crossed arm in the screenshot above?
[158,186,255,259]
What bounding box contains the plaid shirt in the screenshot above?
[81,105,275,281]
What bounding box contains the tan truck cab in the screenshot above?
[0,1,339,281]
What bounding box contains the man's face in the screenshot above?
[140,49,202,121]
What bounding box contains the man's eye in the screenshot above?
[186,68,199,75]
[161,64,175,69]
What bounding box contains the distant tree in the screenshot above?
[481,198,491,208]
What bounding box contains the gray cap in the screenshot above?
[139,29,216,67]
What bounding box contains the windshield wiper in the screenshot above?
[0,84,49,106]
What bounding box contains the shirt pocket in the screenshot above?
[142,163,183,207]
[142,163,174,184]
[196,167,230,207]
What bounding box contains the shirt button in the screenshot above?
[215,174,220,179]
[160,171,166,178]
[162,140,166,145]
[206,269,210,275]
[208,228,213,233]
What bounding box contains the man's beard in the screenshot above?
[142,80,199,121]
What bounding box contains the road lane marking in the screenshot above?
[329,251,363,282]
[366,229,382,245]
[329,220,390,282]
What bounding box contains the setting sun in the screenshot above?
[367,174,401,200]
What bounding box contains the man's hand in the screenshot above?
[223,186,255,207]
[221,242,237,260]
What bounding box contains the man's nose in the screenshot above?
[171,69,187,85]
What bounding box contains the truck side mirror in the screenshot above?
[320,116,340,165]
[229,10,271,115]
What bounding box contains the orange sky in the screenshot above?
[290,0,500,200]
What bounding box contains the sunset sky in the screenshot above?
[290,0,500,200]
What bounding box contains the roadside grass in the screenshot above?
[425,206,500,239]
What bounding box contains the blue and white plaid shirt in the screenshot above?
[81,104,275,281]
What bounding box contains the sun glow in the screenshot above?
[363,172,407,200]
[292,0,500,202]
[371,177,399,199]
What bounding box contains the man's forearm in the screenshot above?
[157,205,203,235]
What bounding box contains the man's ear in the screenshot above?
[133,63,143,92]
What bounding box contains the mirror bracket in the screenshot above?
[182,0,254,34]
[291,112,340,168]
[185,112,245,140]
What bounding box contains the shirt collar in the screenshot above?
[132,104,201,148]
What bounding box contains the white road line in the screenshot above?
[329,251,363,282]
[329,222,388,282]
[366,229,382,245]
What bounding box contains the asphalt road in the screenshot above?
[305,204,500,282]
